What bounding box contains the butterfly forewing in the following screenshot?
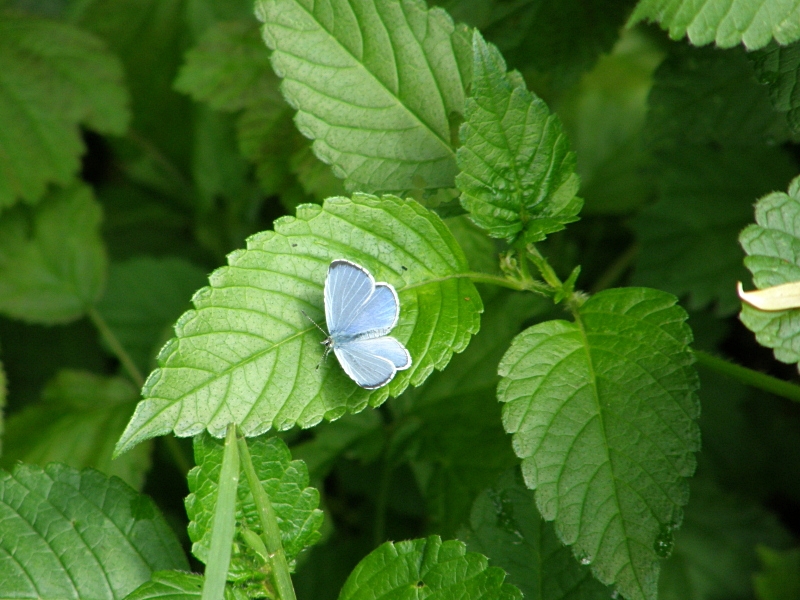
[324,260,375,335]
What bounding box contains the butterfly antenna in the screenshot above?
[300,309,328,336]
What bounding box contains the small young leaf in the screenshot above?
[739,175,800,369]
[256,0,471,193]
[754,546,800,600]
[116,194,481,455]
[456,32,582,242]
[0,183,107,324]
[0,463,188,599]
[186,434,323,580]
[339,535,522,600]
[460,469,614,600]
[629,0,800,49]
[1,370,150,490]
[0,12,129,207]
[96,257,208,372]
[752,40,800,135]
[498,287,701,600]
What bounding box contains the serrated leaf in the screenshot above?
[0,183,107,324]
[0,463,188,599]
[460,469,614,600]
[1,370,151,490]
[116,194,481,455]
[754,546,800,600]
[339,535,522,600]
[629,0,800,49]
[752,40,800,135]
[739,175,800,368]
[96,257,209,373]
[186,434,323,582]
[456,32,582,242]
[633,145,796,315]
[497,287,701,600]
[0,12,129,207]
[256,0,471,193]
[658,476,793,600]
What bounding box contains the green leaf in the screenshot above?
[497,287,701,600]
[739,175,800,368]
[0,12,129,207]
[124,571,204,600]
[456,32,582,242]
[339,535,522,600]
[658,476,793,600]
[116,194,481,455]
[629,0,800,49]
[459,469,614,600]
[96,257,209,373]
[1,370,151,490]
[0,183,107,324]
[633,145,796,315]
[752,40,800,135]
[754,546,800,600]
[256,0,472,193]
[174,19,282,112]
[186,434,323,579]
[0,462,188,599]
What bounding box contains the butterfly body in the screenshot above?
[321,259,411,389]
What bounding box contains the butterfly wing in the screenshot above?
[334,336,412,389]
[324,260,398,338]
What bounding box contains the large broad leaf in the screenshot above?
[256,0,471,193]
[739,175,800,369]
[0,463,188,600]
[0,183,107,325]
[186,433,323,582]
[0,12,129,207]
[456,32,581,242]
[497,287,701,600]
[459,469,614,600]
[339,536,522,600]
[1,370,150,490]
[752,40,800,135]
[116,194,481,455]
[629,0,800,49]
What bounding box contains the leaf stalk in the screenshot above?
[694,349,800,404]
[87,305,145,388]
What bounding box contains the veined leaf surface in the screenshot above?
[739,175,800,369]
[629,0,800,49]
[498,287,700,600]
[256,0,471,193]
[116,194,481,455]
[456,32,581,242]
[752,41,800,135]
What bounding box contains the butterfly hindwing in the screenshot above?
[334,337,411,389]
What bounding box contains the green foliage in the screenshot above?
[0,463,188,599]
[1,370,150,489]
[0,183,107,324]
[339,535,522,600]
[124,571,206,600]
[459,469,614,600]
[116,194,481,455]
[256,0,471,193]
[186,434,323,577]
[739,175,800,368]
[498,287,700,600]
[629,0,800,49]
[754,546,800,600]
[752,40,800,137]
[0,12,129,208]
[456,32,582,242]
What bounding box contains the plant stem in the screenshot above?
[237,432,297,600]
[590,243,639,294]
[694,349,800,404]
[202,424,239,600]
[373,458,393,547]
[87,306,145,388]
[403,272,550,294]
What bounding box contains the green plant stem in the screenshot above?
[237,432,297,600]
[202,423,239,600]
[373,458,393,547]
[402,272,550,294]
[87,306,145,388]
[694,349,800,403]
[525,244,563,289]
[590,243,639,294]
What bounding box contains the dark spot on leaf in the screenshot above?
[464,297,471,302]
[416,581,425,588]
[292,243,297,247]
[401,265,408,271]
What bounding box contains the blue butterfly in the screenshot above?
[309,259,411,389]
